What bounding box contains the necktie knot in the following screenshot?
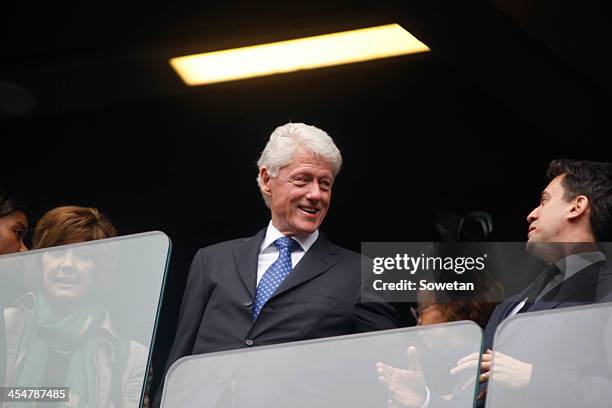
[542,264,562,281]
[526,264,562,303]
[274,236,300,252]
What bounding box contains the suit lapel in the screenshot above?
[491,261,611,350]
[498,293,526,320]
[272,232,339,298]
[528,261,606,312]
[233,228,267,298]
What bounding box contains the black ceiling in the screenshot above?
[2,0,610,124]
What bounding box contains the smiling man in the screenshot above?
[154,122,398,407]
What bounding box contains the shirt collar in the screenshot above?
[555,251,606,281]
[260,221,319,253]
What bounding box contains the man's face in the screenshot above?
[262,148,333,237]
[526,174,572,243]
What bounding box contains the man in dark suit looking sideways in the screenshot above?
[379,159,612,408]
[452,159,612,403]
[153,122,398,407]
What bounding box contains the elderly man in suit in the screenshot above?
[153,122,398,407]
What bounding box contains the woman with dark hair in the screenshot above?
[0,190,28,391]
[0,190,28,255]
[3,206,148,407]
[411,271,504,329]
[378,275,505,407]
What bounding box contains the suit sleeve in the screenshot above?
[351,255,399,332]
[351,283,400,332]
[153,248,208,408]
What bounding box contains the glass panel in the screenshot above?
[162,321,482,408]
[1,232,170,407]
[487,303,612,408]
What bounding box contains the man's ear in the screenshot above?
[260,167,272,196]
[568,195,590,220]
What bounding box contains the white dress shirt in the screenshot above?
[508,251,606,317]
[256,221,319,286]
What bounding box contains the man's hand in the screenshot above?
[450,349,492,400]
[451,350,492,386]
[487,351,534,389]
[450,349,533,399]
[376,346,427,407]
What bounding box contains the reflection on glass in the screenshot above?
[487,303,612,408]
[162,322,482,408]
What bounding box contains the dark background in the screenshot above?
[2,0,611,396]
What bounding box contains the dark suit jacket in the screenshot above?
[474,260,612,407]
[154,229,398,407]
[483,260,612,351]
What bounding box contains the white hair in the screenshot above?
[256,122,342,207]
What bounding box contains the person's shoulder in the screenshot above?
[200,237,249,252]
[319,235,362,262]
[193,229,266,256]
[327,241,360,258]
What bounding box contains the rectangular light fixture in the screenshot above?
[169,23,429,86]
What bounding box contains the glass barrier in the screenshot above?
[487,303,612,408]
[162,321,482,408]
[0,231,170,407]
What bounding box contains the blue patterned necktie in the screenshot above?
[253,236,300,320]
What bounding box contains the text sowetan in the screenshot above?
[373,280,475,291]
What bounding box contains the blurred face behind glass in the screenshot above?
[414,304,447,326]
[262,147,333,237]
[414,290,448,326]
[0,210,28,255]
[42,246,94,302]
[414,291,451,349]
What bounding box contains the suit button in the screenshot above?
[244,300,253,307]
[245,339,254,346]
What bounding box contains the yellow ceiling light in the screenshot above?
[170,23,429,86]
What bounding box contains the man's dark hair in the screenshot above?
[0,190,26,218]
[547,159,612,240]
